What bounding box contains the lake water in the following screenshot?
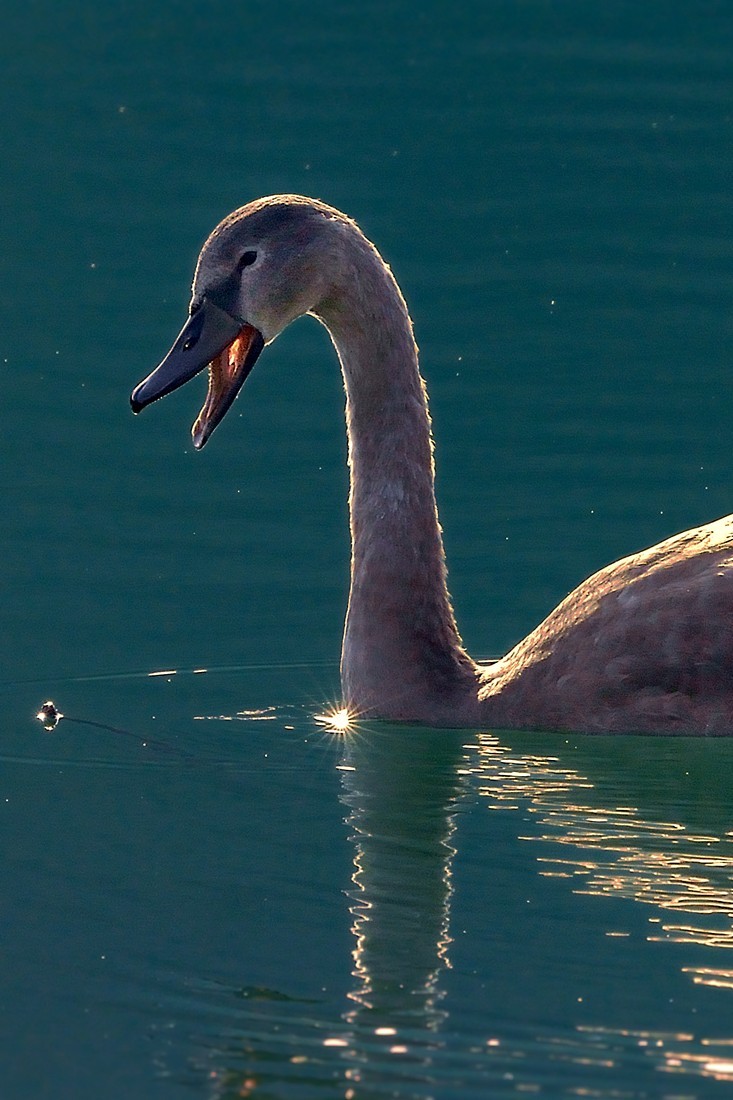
[3,1,733,1096]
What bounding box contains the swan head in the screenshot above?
[130,195,346,448]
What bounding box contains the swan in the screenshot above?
[131,195,733,734]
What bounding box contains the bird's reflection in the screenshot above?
[339,726,465,1034]
[194,718,733,1096]
[336,725,733,1089]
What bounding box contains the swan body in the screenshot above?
[131,196,733,734]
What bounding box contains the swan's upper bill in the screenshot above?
[130,195,733,735]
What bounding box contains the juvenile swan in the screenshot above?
[131,196,733,734]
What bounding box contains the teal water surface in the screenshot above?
[2,1,733,1096]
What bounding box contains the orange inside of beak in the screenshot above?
[192,323,260,447]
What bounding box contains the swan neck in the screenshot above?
[315,238,475,720]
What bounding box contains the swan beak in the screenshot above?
[129,297,265,449]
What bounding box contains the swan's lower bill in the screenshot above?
[192,324,264,450]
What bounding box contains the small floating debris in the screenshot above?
[36,700,63,731]
[33,698,193,758]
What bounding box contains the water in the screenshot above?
[2,0,733,1095]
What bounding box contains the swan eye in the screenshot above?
[237,250,258,271]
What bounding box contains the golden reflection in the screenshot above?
[470,731,733,958]
[684,967,733,989]
[464,732,733,1085]
[570,1024,733,1084]
[192,707,278,722]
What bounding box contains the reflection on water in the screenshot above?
[467,731,733,1086]
[167,716,733,1097]
[470,733,733,964]
[340,727,463,1036]
[576,1025,733,1086]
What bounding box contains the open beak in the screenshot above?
[130,297,265,449]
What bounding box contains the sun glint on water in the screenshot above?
[314,707,353,734]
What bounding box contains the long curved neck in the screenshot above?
[315,229,476,720]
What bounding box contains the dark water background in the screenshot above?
[2,1,733,1096]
